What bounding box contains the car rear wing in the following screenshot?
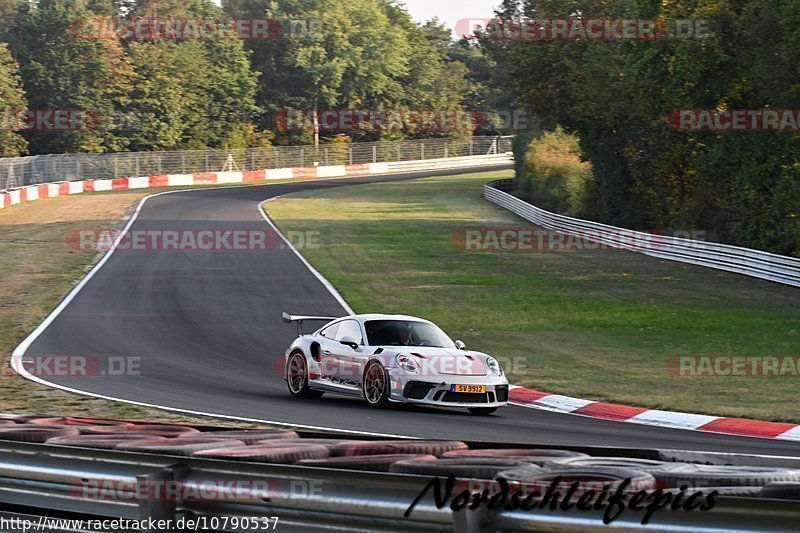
[282,312,338,335]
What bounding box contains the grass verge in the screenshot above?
[265,170,800,422]
[0,188,248,425]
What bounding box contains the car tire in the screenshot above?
[287,351,324,399]
[468,407,498,416]
[363,360,390,408]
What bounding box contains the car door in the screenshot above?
[332,319,366,386]
[316,321,341,380]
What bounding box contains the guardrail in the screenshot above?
[0,137,513,190]
[1,439,800,532]
[485,179,800,288]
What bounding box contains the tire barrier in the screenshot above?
[443,448,589,466]
[259,438,360,448]
[544,456,693,488]
[331,440,469,457]
[27,417,67,425]
[64,417,133,427]
[193,443,331,463]
[0,424,80,442]
[115,437,247,456]
[390,458,540,480]
[296,454,438,472]
[761,483,800,500]
[45,434,169,450]
[497,466,658,496]
[177,428,299,445]
[650,464,800,489]
[0,414,47,423]
[80,424,200,437]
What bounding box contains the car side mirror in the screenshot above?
[455,340,466,350]
[339,336,360,350]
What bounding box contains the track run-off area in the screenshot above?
[12,167,800,455]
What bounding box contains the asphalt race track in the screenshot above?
[16,167,800,456]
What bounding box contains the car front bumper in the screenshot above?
[388,370,509,408]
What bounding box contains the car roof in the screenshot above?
[331,314,431,323]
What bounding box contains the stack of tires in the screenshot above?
[1,415,799,501]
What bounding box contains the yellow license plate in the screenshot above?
[451,384,487,394]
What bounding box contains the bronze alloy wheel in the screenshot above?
[287,351,323,399]
[363,361,390,408]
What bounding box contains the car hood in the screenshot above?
[384,346,488,376]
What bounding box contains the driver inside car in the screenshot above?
[398,325,415,346]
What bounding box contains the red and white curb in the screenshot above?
[509,385,800,442]
[0,163,391,211]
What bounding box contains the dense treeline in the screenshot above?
[483,0,800,256]
[0,0,498,156]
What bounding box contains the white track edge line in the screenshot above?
[10,179,420,439]
[10,171,792,444]
[259,200,355,316]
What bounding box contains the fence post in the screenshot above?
[301,148,304,167]
[205,153,209,173]
[421,143,425,160]
[372,145,377,163]
[324,147,329,166]
[348,146,353,165]
[113,158,118,178]
[444,143,448,158]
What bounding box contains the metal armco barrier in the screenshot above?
[386,153,512,173]
[0,137,514,190]
[1,440,800,532]
[485,179,800,288]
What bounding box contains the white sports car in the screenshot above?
[282,313,509,415]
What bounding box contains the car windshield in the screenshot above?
[364,320,455,348]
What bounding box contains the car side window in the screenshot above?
[319,322,339,339]
[335,320,363,345]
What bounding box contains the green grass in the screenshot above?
[265,170,800,422]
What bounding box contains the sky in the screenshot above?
[209,1,502,39]
[401,0,500,37]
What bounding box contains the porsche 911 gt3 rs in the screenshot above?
[281,313,509,415]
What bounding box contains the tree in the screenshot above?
[11,0,134,154]
[0,42,28,157]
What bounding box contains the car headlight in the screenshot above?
[486,356,503,376]
[396,354,419,373]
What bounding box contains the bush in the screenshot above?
[515,127,594,217]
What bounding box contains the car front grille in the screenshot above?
[403,382,433,400]
[495,385,509,402]
[440,391,489,404]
